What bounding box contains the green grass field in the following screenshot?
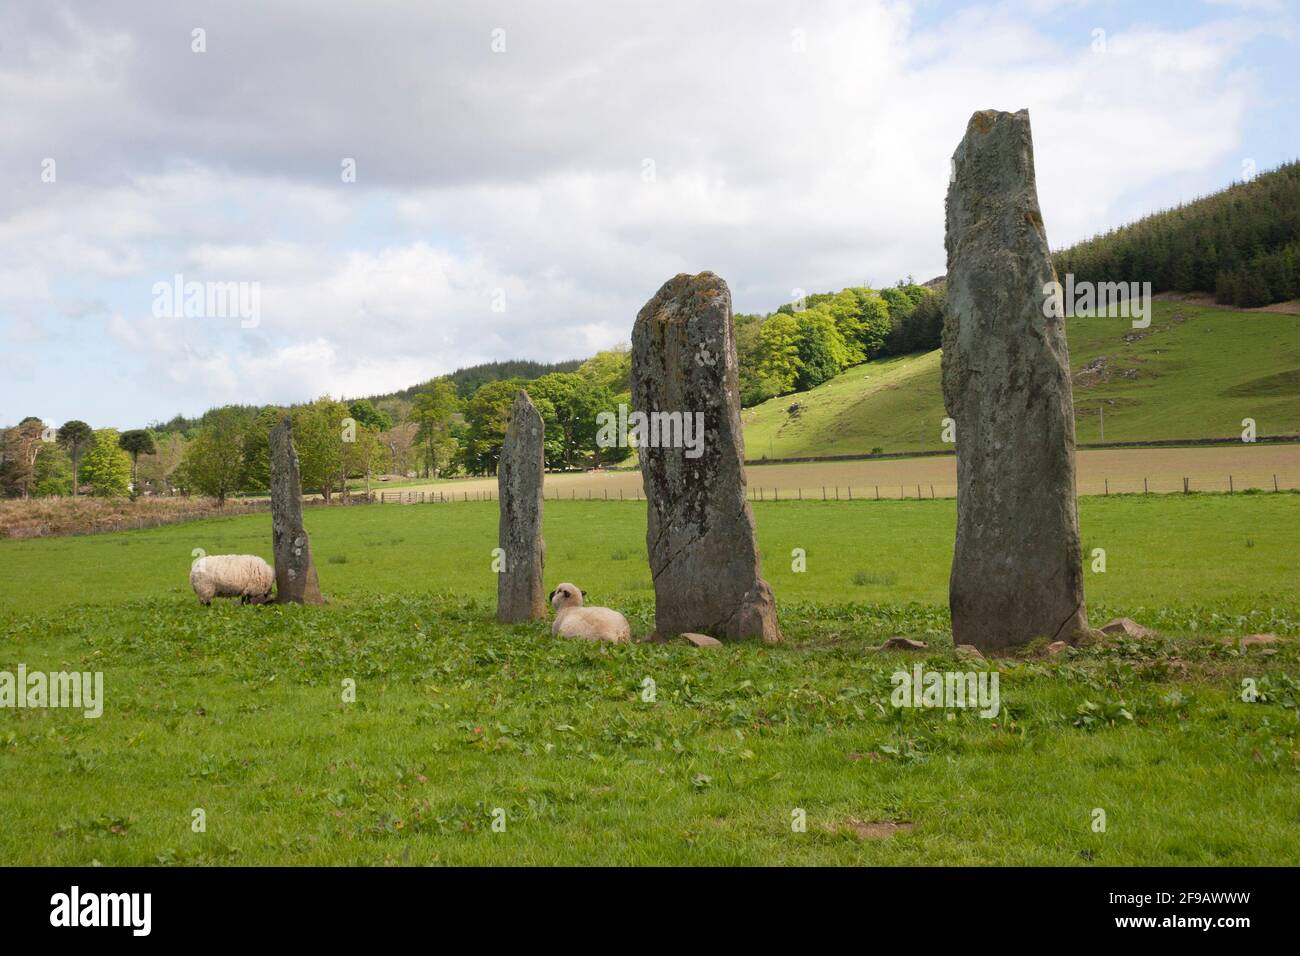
[1,496,1297,865]
[742,302,1300,458]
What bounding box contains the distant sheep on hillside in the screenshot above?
[190,554,274,606]
[549,582,631,643]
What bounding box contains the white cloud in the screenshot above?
[0,0,1280,424]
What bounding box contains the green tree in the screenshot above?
[56,420,94,495]
[756,313,803,395]
[577,347,632,395]
[847,289,892,359]
[347,399,393,432]
[33,443,72,496]
[529,372,613,470]
[238,407,284,495]
[461,379,523,474]
[291,397,352,500]
[118,429,157,496]
[81,428,133,497]
[410,380,460,477]
[793,310,849,390]
[178,409,246,504]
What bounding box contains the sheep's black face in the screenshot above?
[549,584,584,609]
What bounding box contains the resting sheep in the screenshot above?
[190,554,275,606]
[550,582,631,643]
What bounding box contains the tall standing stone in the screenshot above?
[497,390,546,623]
[631,272,780,643]
[942,109,1087,652]
[269,417,324,605]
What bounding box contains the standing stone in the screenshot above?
[269,417,324,605]
[631,272,780,643]
[496,390,546,623]
[942,109,1087,652]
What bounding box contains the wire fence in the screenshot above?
[376,473,1296,504]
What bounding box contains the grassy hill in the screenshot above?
[742,301,1300,459]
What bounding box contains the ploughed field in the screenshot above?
[374,443,1300,502]
[0,496,1296,865]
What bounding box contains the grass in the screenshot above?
[742,302,1300,458]
[1,497,1297,865]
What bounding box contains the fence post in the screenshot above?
[1144,477,1148,494]
[875,485,880,500]
[1104,479,1108,496]
[1229,475,1233,494]
[1183,477,1189,494]
[1274,474,1279,492]
[930,484,935,499]
[847,486,852,501]
[822,486,826,500]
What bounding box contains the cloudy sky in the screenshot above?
[2,0,1297,427]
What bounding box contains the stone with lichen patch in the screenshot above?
[496,390,547,623]
[942,109,1088,653]
[270,417,324,605]
[631,272,780,643]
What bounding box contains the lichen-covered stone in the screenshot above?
[496,390,546,623]
[269,417,324,605]
[631,272,780,643]
[942,109,1087,652]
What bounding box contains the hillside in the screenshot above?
[1053,160,1300,308]
[741,301,1300,459]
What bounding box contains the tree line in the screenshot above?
[0,354,635,500]
[736,279,944,406]
[1052,159,1300,308]
[3,277,944,499]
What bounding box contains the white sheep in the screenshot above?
[190,554,275,606]
[549,582,631,643]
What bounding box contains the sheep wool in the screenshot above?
[550,582,631,643]
[190,554,275,606]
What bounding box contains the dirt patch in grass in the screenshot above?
[841,819,914,840]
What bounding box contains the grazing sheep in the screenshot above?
[549,582,631,643]
[190,554,274,606]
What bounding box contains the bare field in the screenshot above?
[378,443,1300,502]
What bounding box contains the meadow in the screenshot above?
[1,495,1297,865]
